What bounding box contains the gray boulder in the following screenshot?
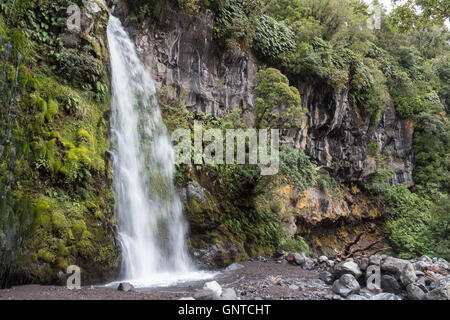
[193,289,217,300]
[226,263,244,271]
[319,271,334,285]
[370,293,401,300]
[381,256,410,275]
[332,274,360,298]
[434,258,450,272]
[416,277,432,292]
[303,257,315,270]
[381,274,402,294]
[427,282,450,300]
[318,256,329,264]
[406,283,426,300]
[400,263,417,286]
[117,282,135,292]
[369,254,382,266]
[184,181,209,203]
[347,294,369,300]
[418,256,433,264]
[204,281,222,297]
[415,260,431,271]
[333,260,363,279]
[359,258,369,271]
[293,252,307,266]
[220,288,238,300]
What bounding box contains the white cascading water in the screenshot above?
[107,15,214,288]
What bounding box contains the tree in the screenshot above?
[254,68,304,129]
[390,0,450,31]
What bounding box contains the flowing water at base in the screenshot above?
[106,15,215,288]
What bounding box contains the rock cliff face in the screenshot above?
[116,4,414,188]
[295,84,415,186]
[115,4,257,117]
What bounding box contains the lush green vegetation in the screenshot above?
[254,68,305,129]
[0,0,118,287]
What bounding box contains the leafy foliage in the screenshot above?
[390,0,450,32]
[413,112,450,197]
[384,185,449,260]
[279,146,316,193]
[254,68,304,129]
[252,14,295,61]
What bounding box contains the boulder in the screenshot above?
[381,256,409,275]
[416,277,431,292]
[274,250,285,258]
[225,263,244,271]
[332,274,360,298]
[347,294,369,300]
[318,256,329,264]
[415,271,425,277]
[370,293,401,300]
[303,257,315,270]
[293,252,307,266]
[434,258,450,272]
[185,181,209,203]
[400,263,417,286]
[381,274,402,294]
[418,256,433,264]
[117,282,134,292]
[359,258,369,271]
[204,281,222,297]
[327,260,335,268]
[415,260,431,271]
[59,32,81,47]
[426,281,450,300]
[220,288,238,300]
[193,289,217,300]
[369,254,382,266]
[319,271,334,285]
[406,283,426,300]
[333,260,362,279]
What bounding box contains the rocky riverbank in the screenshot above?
[1,253,448,300]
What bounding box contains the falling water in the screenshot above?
[107,15,213,288]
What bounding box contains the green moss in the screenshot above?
[45,99,58,121]
[0,5,118,286]
[37,249,56,264]
[76,128,94,146]
[0,16,6,37]
[71,220,88,241]
[280,236,310,255]
[270,200,282,214]
[51,211,69,237]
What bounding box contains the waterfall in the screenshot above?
[107,15,213,288]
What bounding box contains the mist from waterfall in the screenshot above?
[107,15,213,288]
